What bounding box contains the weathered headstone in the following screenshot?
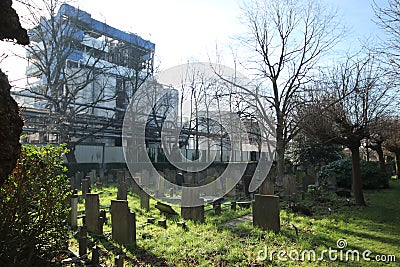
[124,168,131,180]
[70,194,78,228]
[85,193,102,234]
[117,181,128,200]
[259,178,275,195]
[99,169,105,183]
[111,200,136,245]
[252,194,280,233]
[283,174,296,200]
[90,169,97,184]
[181,185,204,222]
[69,177,75,190]
[116,170,125,183]
[155,175,165,197]
[75,171,83,189]
[183,172,194,185]
[139,189,150,211]
[141,170,150,186]
[79,225,87,256]
[164,169,176,184]
[81,179,89,198]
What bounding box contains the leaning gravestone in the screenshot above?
[111,200,136,245]
[252,194,280,233]
[85,193,102,234]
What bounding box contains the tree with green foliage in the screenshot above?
[0,144,70,266]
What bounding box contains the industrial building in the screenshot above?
[14,3,161,152]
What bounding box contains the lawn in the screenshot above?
[70,180,400,266]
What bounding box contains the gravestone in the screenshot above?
[155,176,165,197]
[70,194,78,228]
[181,185,204,222]
[75,171,83,189]
[85,193,102,234]
[139,189,150,211]
[111,200,136,245]
[259,178,275,195]
[107,173,114,183]
[89,169,96,184]
[116,170,125,183]
[283,174,296,200]
[99,169,105,183]
[117,180,128,200]
[252,194,280,233]
[69,177,75,190]
[204,176,216,196]
[141,170,150,186]
[164,169,176,184]
[155,202,178,216]
[183,172,194,185]
[79,225,87,256]
[81,179,90,198]
[124,168,131,180]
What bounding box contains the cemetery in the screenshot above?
[1,0,400,266]
[57,167,399,266]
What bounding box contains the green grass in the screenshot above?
[70,181,400,266]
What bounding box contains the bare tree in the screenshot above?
[299,55,395,205]
[217,0,343,188]
[373,0,400,77]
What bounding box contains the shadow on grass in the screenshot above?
[91,234,176,267]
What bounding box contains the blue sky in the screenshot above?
[0,0,389,88]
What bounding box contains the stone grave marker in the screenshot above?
[85,193,102,234]
[89,169,97,184]
[252,194,280,233]
[79,225,87,256]
[111,200,136,245]
[139,189,150,211]
[81,179,90,198]
[181,185,204,222]
[117,180,128,200]
[70,194,78,228]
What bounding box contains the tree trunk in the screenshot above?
[376,145,385,172]
[0,70,24,183]
[65,143,77,163]
[349,145,366,206]
[275,112,285,186]
[395,151,400,179]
